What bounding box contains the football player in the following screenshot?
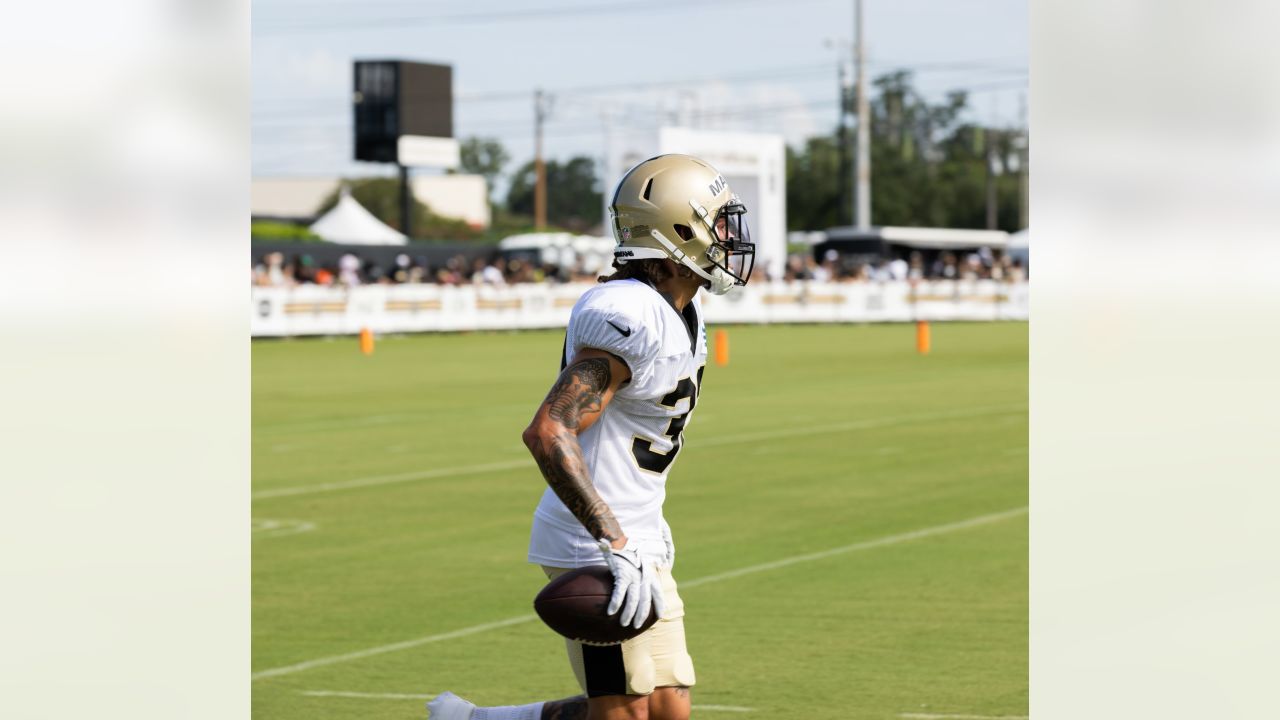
[428,154,755,720]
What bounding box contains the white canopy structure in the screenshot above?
[308,189,407,245]
[498,232,614,272]
[877,226,1010,249]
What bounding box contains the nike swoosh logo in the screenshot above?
[607,320,632,337]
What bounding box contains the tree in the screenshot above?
[505,156,603,233]
[786,70,1026,233]
[785,136,844,231]
[316,178,480,241]
[454,137,510,202]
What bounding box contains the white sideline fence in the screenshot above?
[251,280,1029,337]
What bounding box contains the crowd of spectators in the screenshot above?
[252,248,1025,288]
[779,248,1025,283]
[251,252,601,288]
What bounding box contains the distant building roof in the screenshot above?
[252,178,338,220]
[252,174,491,228]
[824,225,1010,249]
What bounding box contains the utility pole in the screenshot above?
[399,163,412,239]
[853,0,871,229]
[534,89,551,230]
[986,96,1000,230]
[985,129,998,230]
[1018,92,1028,230]
[837,59,851,226]
[825,38,853,225]
[601,105,617,232]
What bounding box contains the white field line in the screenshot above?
[252,519,317,539]
[692,404,1023,451]
[300,690,754,712]
[252,459,530,500]
[303,690,436,699]
[256,413,419,437]
[256,402,531,437]
[253,615,538,681]
[900,714,1028,719]
[253,404,1025,501]
[678,507,1027,590]
[253,506,1026,681]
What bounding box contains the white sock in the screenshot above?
[472,702,545,720]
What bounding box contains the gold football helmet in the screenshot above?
[609,154,755,295]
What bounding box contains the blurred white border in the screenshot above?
[1031,1,1280,718]
[0,1,250,717]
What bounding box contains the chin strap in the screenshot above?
[647,229,735,295]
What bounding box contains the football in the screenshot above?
[533,566,658,646]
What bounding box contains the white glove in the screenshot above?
[660,517,676,570]
[597,538,666,629]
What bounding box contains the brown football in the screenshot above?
[533,565,658,646]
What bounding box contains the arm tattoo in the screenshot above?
[530,357,623,543]
[529,431,624,543]
[543,357,611,430]
[540,696,587,720]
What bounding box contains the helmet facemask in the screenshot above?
[701,198,755,291]
[673,195,754,295]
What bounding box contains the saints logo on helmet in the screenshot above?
[608,154,755,295]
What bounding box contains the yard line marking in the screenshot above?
[694,404,1024,451]
[900,714,1028,719]
[253,506,1025,681]
[303,690,437,700]
[252,518,317,539]
[252,459,531,500]
[679,507,1027,590]
[253,615,538,681]
[256,413,419,436]
[253,404,1025,501]
[300,691,753,711]
[256,403,532,436]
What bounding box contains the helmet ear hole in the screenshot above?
[673,224,695,241]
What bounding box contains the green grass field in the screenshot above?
[253,322,1027,720]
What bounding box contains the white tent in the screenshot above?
[1008,229,1028,250]
[498,232,614,270]
[308,189,407,245]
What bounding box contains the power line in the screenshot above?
[251,73,1027,142]
[255,57,1023,108]
[253,76,1026,136]
[253,0,837,34]
[251,58,1025,129]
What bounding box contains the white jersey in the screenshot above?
[528,279,708,568]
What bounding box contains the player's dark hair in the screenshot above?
[598,258,673,286]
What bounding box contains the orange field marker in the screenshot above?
[916,321,931,355]
[714,329,729,366]
[359,327,374,356]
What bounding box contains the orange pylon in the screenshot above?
[359,327,374,356]
[916,321,931,355]
[714,329,729,366]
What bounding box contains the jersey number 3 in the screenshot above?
[632,366,705,474]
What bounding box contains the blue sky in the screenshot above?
[252,0,1027,181]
